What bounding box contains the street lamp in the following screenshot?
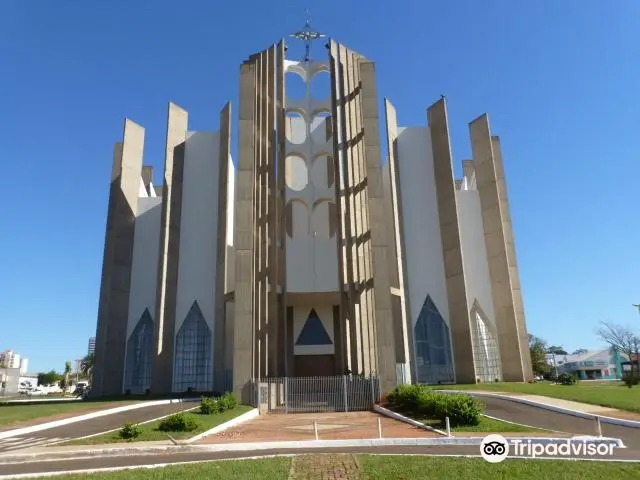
[633,304,640,376]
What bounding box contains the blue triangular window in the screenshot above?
[295,309,333,346]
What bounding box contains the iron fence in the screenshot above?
[254,375,380,413]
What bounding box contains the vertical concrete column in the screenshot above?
[276,42,288,377]
[153,103,188,394]
[214,101,232,393]
[344,48,369,375]
[428,98,475,384]
[93,119,145,396]
[359,59,397,393]
[470,115,529,381]
[254,51,265,380]
[353,52,375,376]
[233,62,257,403]
[383,99,412,376]
[251,45,279,380]
[329,41,349,375]
[492,137,532,378]
[331,41,359,374]
[266,44,280,378]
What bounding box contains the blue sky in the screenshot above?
[1,0,639,373]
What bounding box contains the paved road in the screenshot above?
[0,403,195,453]
[480,396,640,450]
[1,445,639,477]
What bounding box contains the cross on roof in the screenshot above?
[290,9,325,62]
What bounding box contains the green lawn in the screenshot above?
[455,416,546,433]
[430,382,640,413]
[51,455,640,479]
[420,415,543,433]
[56,457,291,479]
[360,455,640,479]
[0,399,142,429]
[63,405,253,445]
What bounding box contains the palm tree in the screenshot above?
[80,353,94,386]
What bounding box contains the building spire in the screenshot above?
[290,9,325,62]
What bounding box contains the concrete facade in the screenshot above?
[383,98,533,385]
[92,34,533,399]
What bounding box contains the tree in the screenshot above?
[529,334,550,377]
[80,353,94,385]
[547,345,568,355]
[572,348,589,355]
[37,370,60,386]
[595,322,640,377]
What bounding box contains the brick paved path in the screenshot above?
[289,454,361,480]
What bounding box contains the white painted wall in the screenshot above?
[175,131,221,335]
[226,154,235,248]
[456,189,496,326]
[395,127,450,329]
[126,195,162,340]
[225,155,235,293]
[293,304,335,356]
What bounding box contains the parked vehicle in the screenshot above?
[73,382,88,396]
[28,387,46,396]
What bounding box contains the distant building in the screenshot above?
[0,367,21,395]
[88,337,96,355]
[555,349,624,380]
[621,353,639,373]
[0,350,22,369]
[19,374,38,389]
[19,358,28,375]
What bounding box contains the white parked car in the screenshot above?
[28,387,46,396]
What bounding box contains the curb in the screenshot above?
[0,398,200,441]
[0,436,625,464]
[184,408,259,443]
[437,390,640,429]
[373,405,449,436]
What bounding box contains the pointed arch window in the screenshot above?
[173,301,212,392]
[470,302,502,382]
[124,309,154,394]
[413,296,454,384]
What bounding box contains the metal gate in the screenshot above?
[254,375,380,413]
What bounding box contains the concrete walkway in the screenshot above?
[199,412,438,444]
[0,440,173,458]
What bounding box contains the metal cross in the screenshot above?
[290,9,325,62]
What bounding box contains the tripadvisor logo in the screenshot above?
[480,434,616,462]
[480,434,509,463]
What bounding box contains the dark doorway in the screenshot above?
[294,354,335,377]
